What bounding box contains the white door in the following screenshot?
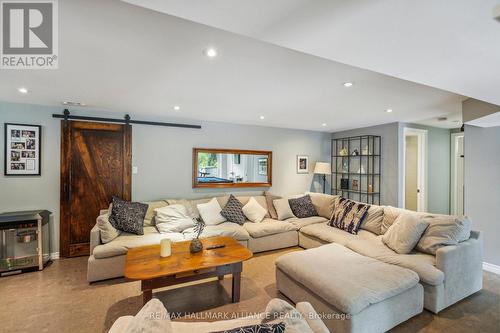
[451,133,465,215]
[403,128,428,212]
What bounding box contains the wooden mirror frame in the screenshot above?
[192,148,272,188]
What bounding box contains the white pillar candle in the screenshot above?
[160,238,172,257]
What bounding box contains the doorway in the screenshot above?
[403,128,428,212]
[450,132,465,215]
[60,121,132,257]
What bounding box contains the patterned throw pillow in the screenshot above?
[328,197,369,234]
[109,196,148,235]
[288,195,318,218]
[210,322,285,333]
[220,194,246,224]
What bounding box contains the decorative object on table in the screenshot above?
[160,238,172,258]
[332,135,381,205]
[313,162,331,193]
[4,123,41,176]
[258,157,268,175]
[189,218,205,253]
[0,210,52,276]
[352,179,359,191]
[296,155,309,173]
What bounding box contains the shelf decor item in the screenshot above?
[4,123,41,176]
[331,135,381,205]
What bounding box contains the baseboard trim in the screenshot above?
[483,262,500,275]
[50,252,60,260]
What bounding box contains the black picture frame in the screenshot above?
[4,123,42,176]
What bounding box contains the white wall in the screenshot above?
[464,125,500,266]
[0,101,330,254]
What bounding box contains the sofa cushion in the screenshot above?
[345,237,445,286]
[234,196,270,217]
[166,199,200,219]
[243,218,297,238]
[96,212,121,244]
[197,198,227,225]
[299,222,377,245]
[155,204,196,233]
[242,197,268,223]
[382,213,430,254]
[273,198,296,220]
[93,227,184,259]
[288,195,318,218]
[328,197,369,234]
[142,200,169,226]
[360,204,384,235]
[306,192,338,219]
[109,197,148,235]
[416,215,472,255]
[381,206,413,234]
[275,243,420,315]
[288,216,328,229]
[265,192,281,219]
[183,222,250,241]
[220,194,246,224]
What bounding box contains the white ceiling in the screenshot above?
[123,0,500,107]
[0,0,465,132]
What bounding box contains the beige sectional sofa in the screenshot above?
[87,192,483,319]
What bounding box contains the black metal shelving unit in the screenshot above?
[331,135,381,204]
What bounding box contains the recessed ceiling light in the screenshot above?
[204,47,217,58]
[343,82,353,87]
[321,123,327,127]
[62,101,87,107]
[386,109,393,113]
[259,115,265,120]
[18,87,28,94]
[173,105,180,111]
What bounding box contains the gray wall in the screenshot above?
[400,123,452,215]
[332,122,400,206]
[0,101,330,254]
[464,125,500,266]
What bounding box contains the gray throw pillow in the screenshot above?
[328,197,369,234]
[109,196,148,235]
[288,195,318,218]
[416,215,471,254]
[382,213,430,254]
[220,194,246,224]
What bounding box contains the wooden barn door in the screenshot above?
[60,121,131,257]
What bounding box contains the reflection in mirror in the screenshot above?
[193,148,272,188]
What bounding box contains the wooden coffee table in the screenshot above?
[124,236,253,305]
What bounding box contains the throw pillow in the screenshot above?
[220,194,246,224]
[328,197,369,234]
[288,195,318,218]
[197,198,227,225]
[359,205,384,235]
[166,199,198,219]
[124,299,173,333]
[142,200,169,226]
[305,192,338,219]
[416,215,472,254]
[382,213,430,254]
[109,196,148,235]
[265,192,281,219]
[96,210,121,243]
[242,197,268,223]
[273,198,296,220]
[210,323,285,333]
[155,204,196,233]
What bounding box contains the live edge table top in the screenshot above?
[124,236,253,281]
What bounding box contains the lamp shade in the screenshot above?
[313,162,331,175]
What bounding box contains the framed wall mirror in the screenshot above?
[193,148,272,188]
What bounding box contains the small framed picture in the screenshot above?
[297,155,309,174]
[4,123,41,176]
